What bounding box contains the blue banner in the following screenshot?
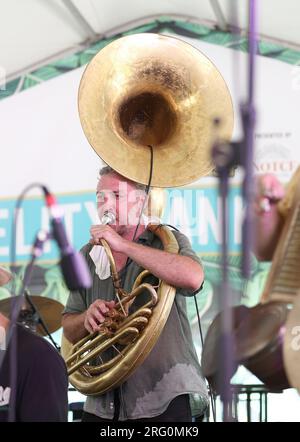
[0,185,243,264]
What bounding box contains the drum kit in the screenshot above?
[202,301,292,391]
[202,166,300,396]
[0,265,64,339]
[202,297,300,395]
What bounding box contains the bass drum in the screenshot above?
[201,304,249,391]
[202,302,290,391]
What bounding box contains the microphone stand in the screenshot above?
[211,0,257,421]
[241,0,257,279]
[212,127,240,422]
[24,290,60,351]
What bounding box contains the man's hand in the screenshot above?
[254,174,285,214]
[253,174,285,261]
[90,225,128,252]
[84,299,115,333]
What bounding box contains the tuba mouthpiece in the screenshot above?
[101,211,116,225]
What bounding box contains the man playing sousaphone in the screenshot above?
[62,166,209,422]
[61,31,235,421]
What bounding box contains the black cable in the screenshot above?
[4,183,48,422]
[117,145,154,280]
[9,183,47,296]
[193,294,217,422]
[5,183,58,421]
[161,223,180,232]
[131,145,154,242]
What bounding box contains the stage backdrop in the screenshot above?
[0,19,300,419]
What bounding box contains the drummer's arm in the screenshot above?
[254,203,284,261]
[253,174,285,261]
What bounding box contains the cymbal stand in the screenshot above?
[211,0,258,421]
[24,290,60,351]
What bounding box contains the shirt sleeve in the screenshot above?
[172,230,204,297]
[63,288,87,315]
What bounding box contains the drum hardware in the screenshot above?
[202,302,291,392]
[0,290,63,350]
[203,167,300,398]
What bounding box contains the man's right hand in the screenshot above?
[253,174,285,261]
[254,174,285,215]
[84,300,116,333]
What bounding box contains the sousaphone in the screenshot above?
[61,33,233,395]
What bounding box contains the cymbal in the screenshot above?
[283,291,300,393]
[78,33,233,187]
[0,266,12,286]
[0,295,64,336]
[202,302,290,391]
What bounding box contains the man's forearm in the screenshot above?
[254,207,284,261]
[122,241,204,292]
[62,312,88,344]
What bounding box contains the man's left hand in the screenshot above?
[89,225,127,253]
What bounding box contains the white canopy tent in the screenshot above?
[0,0,299,82]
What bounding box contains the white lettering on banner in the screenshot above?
[60,204,81,245]
[16,209,31,256]
[166,190,243,248]
[234,196,243,244]
[0,190,245,261]
[254,160,297,174]
[168,195,192,239]
[198,195,220,245]
[84,201,98,224]
[0,209,9,256]
[0,387,11,407]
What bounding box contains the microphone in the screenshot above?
[43,187,92,291]
[100,211,116,225]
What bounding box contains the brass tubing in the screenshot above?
[68,326,139,375]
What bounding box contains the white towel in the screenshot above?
[89,245,111,280]
[89,215,160,281]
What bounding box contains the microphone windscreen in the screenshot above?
[60,252,92,291]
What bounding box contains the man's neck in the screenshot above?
[120,224,146,242]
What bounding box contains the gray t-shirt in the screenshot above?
[64,228,209,420]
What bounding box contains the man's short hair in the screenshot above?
[99,165,148,192]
